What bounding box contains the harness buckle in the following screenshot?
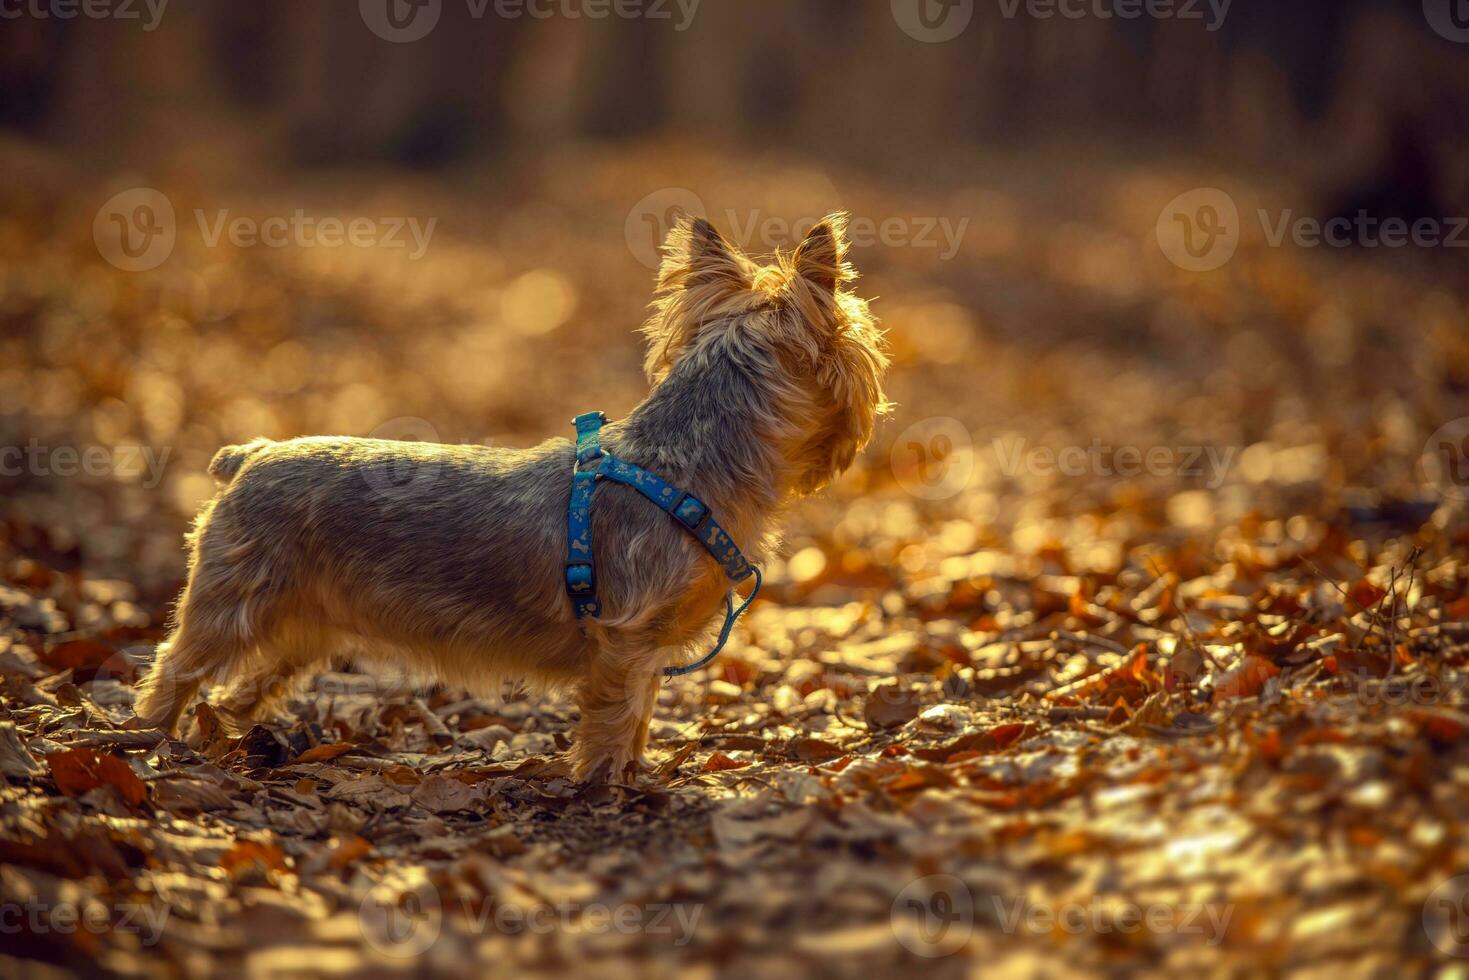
[671,491,709,532]
[565,560,595,598]
[572,411,608,431]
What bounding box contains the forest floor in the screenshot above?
[2,136,1469,977]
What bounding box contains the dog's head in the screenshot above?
[642,213,889,495]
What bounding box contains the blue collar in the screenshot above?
[565,411,762,677]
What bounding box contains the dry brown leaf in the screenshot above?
[45,748,147,807]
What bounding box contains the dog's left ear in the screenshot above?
[659,216,749,291]
[792,214,851,295]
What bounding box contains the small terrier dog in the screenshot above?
[132,214,888,779]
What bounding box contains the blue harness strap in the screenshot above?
[564,411,762,678]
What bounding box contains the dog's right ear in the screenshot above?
[657,216,750,291]
[642,216,754,381]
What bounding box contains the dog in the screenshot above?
[131,214,888,779]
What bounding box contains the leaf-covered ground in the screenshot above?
[2,136,1469,977]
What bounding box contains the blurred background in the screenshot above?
[1,1,1467,602]
[5,3,1469,976]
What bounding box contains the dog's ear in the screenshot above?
[658,216,749,291]
[792,214,851,295]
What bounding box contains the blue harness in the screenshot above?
[565,412,762,677]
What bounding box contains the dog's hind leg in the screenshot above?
[132,529,271,735]
[211,655,313,735]
[210,621,328,733]
[132,599,252,735]
[570,643,663,782]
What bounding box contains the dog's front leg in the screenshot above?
[570,642,662,782]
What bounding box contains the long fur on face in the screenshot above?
[131,213,888,782]
[642,214,890,494]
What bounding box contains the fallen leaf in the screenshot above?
[864,683,921,730]
[701,751,750,772]
[153,777,235,813]
[411,774,479,813]
[45,748,147,807]
[0,722,42,778]
[291,742,356,764]
[787,736,845,762]
[220,841,290,878]
[1212,655,1281,702]
[328,836,373,870]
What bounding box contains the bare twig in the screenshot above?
[1051,629,1130,657]
[1146,557,1221,670]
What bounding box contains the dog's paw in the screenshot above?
[569,745,648,785]
[122,715,165,735]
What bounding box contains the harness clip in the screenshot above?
[565,560,595,598]
[670,491,709,532]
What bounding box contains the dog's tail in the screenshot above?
[208,438,273,483]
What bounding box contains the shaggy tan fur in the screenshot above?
[131,214,889,780]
